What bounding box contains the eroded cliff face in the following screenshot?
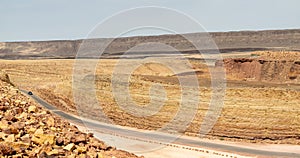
[1,29,300,59]
[0,40,81,59]
[221,58,300,84]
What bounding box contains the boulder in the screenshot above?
[28,105,37,113]
[32,134,55,145]
[0,143,16,155]
[64,143,75,151]
[6,134,15,142]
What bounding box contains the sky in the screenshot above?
[1,0,300,42]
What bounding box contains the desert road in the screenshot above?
[21,89,300,158]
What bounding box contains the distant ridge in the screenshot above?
[1,29,300,59]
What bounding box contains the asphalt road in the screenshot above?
[21,89,300,158]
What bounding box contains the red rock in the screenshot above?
[13,122,25,130]
[5,114,18,122]
[56,137,64,146]
[0,143,16,155]
[0,105,8,111]
[71,134,86,144]
[14,107,24,114]
[90,138,109,150]
[3,126,19,135]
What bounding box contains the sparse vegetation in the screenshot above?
[0,50,299,145]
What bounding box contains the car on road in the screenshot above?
[28,91,33,95]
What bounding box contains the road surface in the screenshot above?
[21,89,300,158]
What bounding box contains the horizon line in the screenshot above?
[2,27,300,43]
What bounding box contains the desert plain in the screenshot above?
[0,29,300,151]
[0,49,299,146]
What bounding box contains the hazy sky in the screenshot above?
[1,0,300,42]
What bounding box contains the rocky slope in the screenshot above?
[0,74,140,157]
[1,29,300,59]
[218,51,300,84]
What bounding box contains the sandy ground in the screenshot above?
[74,122,253,158]
[0,52,299,145]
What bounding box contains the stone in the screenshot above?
[6,142,30,152]
[9,126,19,134]
[14,100,21,105]
[57,149,66,155]
[32,134,55,145]
[15,131,22,139]
[0,132,7,139]
[52,145,63,149]
[0,105,8,111]
[41,145,53,156]
[0,81,140,158]
[87,150,98,158]
[56,137,64,146]
[3,128,12,134]
[47,149,59,156]
[5,114,18,122]
[64,143,75,151]
[0,120,9,129]
[76,146,87,154]
[40,110,47,115]
[97,153,104,158]
[12,154,23,158]
[90,138,109,150]
[67,154,76,158]
[46,117,55,127]
[0,143,16,155]
[34,128,44,135]
[71,134,86,144]
[87,133,93,138]
[39,122,45,126]
[27,127,36,134]
[16,112,27,119]
[21,134,31,144]
[28,105,37,113]
[79,153,89,158]
[26,119,37,126]
[5,134,15,142]
[39,151,48,157]
[20,101,27,105]
[33,146,42,154]
[14,107,23,114]
[13,122,25,130]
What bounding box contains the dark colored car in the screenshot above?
[28,91,33,95]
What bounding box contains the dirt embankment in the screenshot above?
[0,76,140,157]
[219,51,300,84]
